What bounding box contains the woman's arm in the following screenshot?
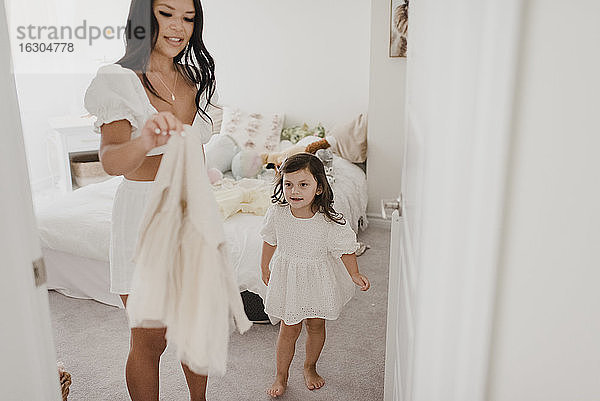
[261,242,277,285]
[341,253,370,291]
[99,111,184,176]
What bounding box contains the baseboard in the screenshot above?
[366,213,391,229]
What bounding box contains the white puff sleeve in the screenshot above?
[84,64,146,134]
[193,91,220,144]
[260,205,278,246]
[328,219,359,258]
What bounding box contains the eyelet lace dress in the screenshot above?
[260,204,359,325]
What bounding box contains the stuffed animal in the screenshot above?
[231,149,263,180]
[204,134,240,173]
[261,143,306,168]
[207,167,224,185]
[316,148,335,185]
[305,138,330,154]
[261,137,333,168]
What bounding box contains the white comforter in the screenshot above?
[36,155,368,297]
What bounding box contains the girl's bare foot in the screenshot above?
[303,366,325,390]
[267,375,287,398]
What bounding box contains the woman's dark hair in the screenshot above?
[272,153,345,225]
[116,0,216,122]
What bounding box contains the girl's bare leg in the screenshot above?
[181,364,208,401]
[121,295,167,401]
[304,318,326,390]
[267,321,302,397]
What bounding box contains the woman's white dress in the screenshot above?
[260,204,359,325]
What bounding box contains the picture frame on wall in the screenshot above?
[390,0,409,57]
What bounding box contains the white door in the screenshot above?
[0,1,62,399]
[383,0,523,400]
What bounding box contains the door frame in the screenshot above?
[0,1,62,399]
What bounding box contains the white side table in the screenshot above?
[47,115,100,193]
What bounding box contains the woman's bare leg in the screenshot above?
[267,321,302,397]
[181,364,208,401]
[304,318,326,390]
[120,295,167,401]
[125,327,167,401]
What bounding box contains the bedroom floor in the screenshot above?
[48,224,390,401]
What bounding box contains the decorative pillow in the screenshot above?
[281,123,325,144]
[220,106,284,154]
[330,113,368,163]
[204,133,240,172]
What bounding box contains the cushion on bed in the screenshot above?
[330,113,368,163]
[220,106,284,153]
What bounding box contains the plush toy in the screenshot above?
[261,137,333,168]
[305,138,330,154]
[261,143,305,168]
[204,134,240,173]
[316,148,335,184]
[231,149,263,180]
[207,167,223,185]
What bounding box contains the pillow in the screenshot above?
[220,106,284,154]
[281,123,325,144]
[330,113,368,163]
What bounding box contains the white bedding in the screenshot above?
[37,155,368,305]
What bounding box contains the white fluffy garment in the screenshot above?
[126,125,252,376]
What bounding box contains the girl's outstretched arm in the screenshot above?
[261,242,277,285]
[341,253,370,291]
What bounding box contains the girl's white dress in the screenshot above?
[260,204,359,325]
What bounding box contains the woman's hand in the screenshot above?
[351,273,370,291]
[262,268,271,286]
[140,111,185,152]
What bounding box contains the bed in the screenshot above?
[36,151,368,316]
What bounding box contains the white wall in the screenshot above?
[14,74,98,194]
[7,0,129,198]
[13,0,373,199]
[488,1,600,400]
[202,0,371,129]
[366,0,406,216]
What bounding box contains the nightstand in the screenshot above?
[47,115,101,192]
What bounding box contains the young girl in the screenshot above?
[260,153,370,397]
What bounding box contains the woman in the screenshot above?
[84,0,217,399]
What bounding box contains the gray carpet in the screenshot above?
[49,225,390,401]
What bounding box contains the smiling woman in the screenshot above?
[118,0,216,117]
[82,0,223,400]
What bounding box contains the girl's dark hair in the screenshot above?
[116,0,216,122]
[272,153,345,225]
